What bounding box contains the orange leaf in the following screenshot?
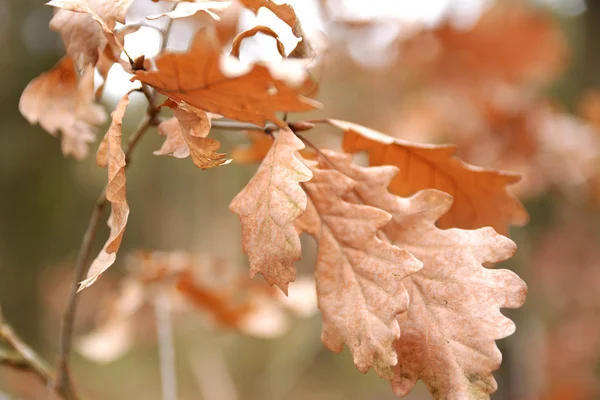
[323,151,527,398]
[132,28,319,128]
[231,130,274,164]
[239,0,296,28]
[323,119,528,235]
[297,153,422,376]
[19,56,107,159]
[229,129,312,293]
[231,26,286,59]
[79,94,131,291]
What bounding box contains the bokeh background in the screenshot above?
[2,0,600,399]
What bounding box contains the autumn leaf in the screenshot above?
[79,94,131,291]
[146,1,231,21]
[401,3,568,88]
[47,0,133,69]
[239,0,314,58]
[321,119,528,235]
[239,0,296,27]
[132,28,319,128]
[323,151,527,399]
[231,26,286,58]
[95,24,141,99]
[297,154,422,376]
[231,130,274,164]
[19,56,107,159]
[155,102,231,169]
[229,129,312,293]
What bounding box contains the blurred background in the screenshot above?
[2,0,600,399]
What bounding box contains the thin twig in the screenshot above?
[209,119,313,134]
[54,84,160,399]
[154,290,177,400]
[159,4,177,51]
[0,322,72,399]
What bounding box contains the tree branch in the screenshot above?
[0,321,71,398]
[54,84,160,399]
[210,119,313,133]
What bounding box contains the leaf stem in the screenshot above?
[54,84,159,399]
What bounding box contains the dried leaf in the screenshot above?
[132,28,319,128]
[238,0,314,59]
[155,103,230,169]
[324,119,528,235]
[323,151,527,398]
[229,129,312,293]
[19,56,107,159]
[401,3,568,87]
[147,1,231,21]
[95,24,141,99]
[47,0,133,69]
[231,25,286,58]
[231,130,274,164]
[297,154,422,376]
[79,94,131,291]
[76,279,143,363]
[239,0,296,27]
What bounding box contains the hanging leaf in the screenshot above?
[230,129,312,293]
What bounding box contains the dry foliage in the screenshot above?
[19,56,106,159]
[132,28,320,128]
[13,1,541,399]
[79,94,130,291]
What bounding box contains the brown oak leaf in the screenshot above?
[297,154,422,376]
[19,56,107,159]
[231,130,274,164]
[79,94,131,291]
[323,119,528,235]
[154,102,230,169]
[323,151,527,399]
[229,129,312,293]
[132,28,319,128]
[146,1,231,21]
[47,0,133,69]
[231,26,286,58]
[239,0,296,27]
[239,0,313,59]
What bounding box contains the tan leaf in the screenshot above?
[323,151,527,399]
[47,0,133,69]
[323,119,528,235]
[132,28,319,128]
[231,130,274,164]
[229,129,312,293]
[297,153,422,376]
[79,94,131,291]
[19,56,107,159]
[231,25,286,58]
[238,0,314,59]
[155,103,230,169]
[147,1,231,21]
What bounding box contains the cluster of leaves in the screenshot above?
[326,2,600,200]
[17,0,529,399]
